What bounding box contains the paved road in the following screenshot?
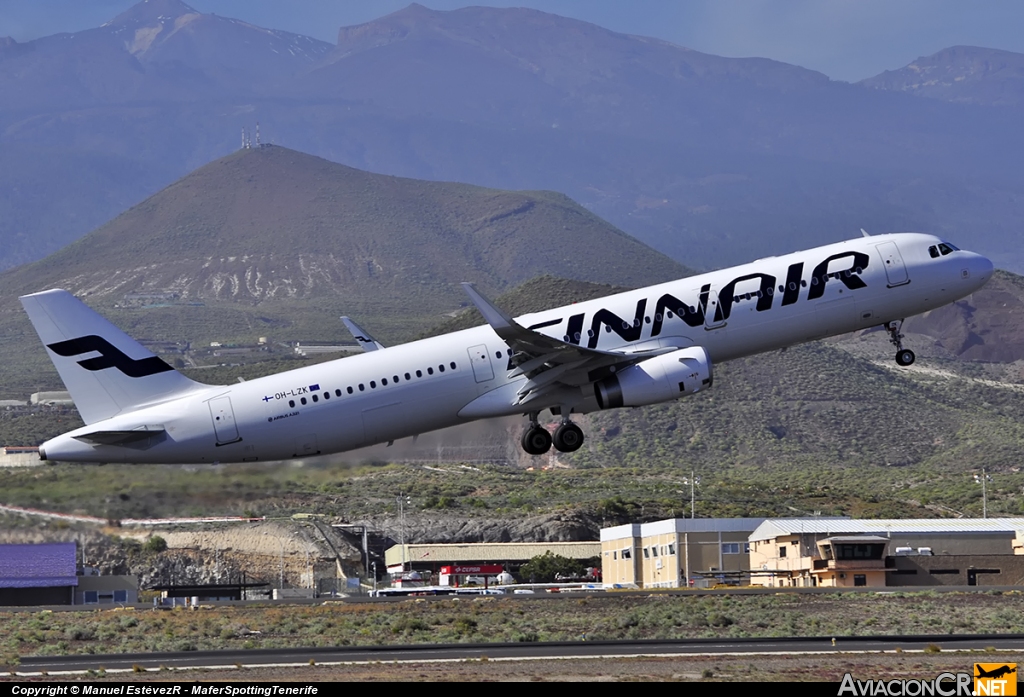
[19,634,1024,674]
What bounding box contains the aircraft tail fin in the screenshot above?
[20,289,207,425]
[341,316,386,352]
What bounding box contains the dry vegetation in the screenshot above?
[3,591,1024,669]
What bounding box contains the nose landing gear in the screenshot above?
[885,320,916,366]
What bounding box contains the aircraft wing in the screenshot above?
[461,283,673,406]
[341,316,386,352]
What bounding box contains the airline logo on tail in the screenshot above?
[46,335,173,379]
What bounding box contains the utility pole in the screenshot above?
[397,493,411,574]
[683,471,700,519]
[974,469,992,518]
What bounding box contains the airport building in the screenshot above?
[748,518,1024,588]
[0,543,139,606]
[599,517,1024,589]
[601,518,767,588]
[384,541,601,580]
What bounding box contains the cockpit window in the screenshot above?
[938,243,958,255]
[928,245,940,258]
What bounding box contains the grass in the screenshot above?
[3,591,1024,667]
[2,444,1024,525]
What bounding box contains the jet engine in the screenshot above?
[594,347,713,409]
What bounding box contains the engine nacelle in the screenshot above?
[594,347,713,409]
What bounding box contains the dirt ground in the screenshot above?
[11,651,1023,682]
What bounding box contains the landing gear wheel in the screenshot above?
[884,320,915,367]
[553,422,585,453]
[521,426,552,455]
[895,349,916,367]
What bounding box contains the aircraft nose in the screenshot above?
[962,252,994,286]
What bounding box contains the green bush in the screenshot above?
[143,536,168,553]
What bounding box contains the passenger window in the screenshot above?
[370,381,376,388]
[347,387,353,394]
[450,362,456,369]
[416,370,423,378]
[289,400,295,408]
[439,365,445,373]
[405,373,411,380]
[323,392,329,400]
[394,375,400,383]
[300,397,307,405]
[335,389,342,397]
[312,394,318,403]
[358,384,365,392]
[427,368,433,375]
[381,378,388,386]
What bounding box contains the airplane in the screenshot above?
[21,232,992,464]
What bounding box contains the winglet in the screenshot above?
[341,316,386,352]
[860,228,870,238]
[460,283,518,338]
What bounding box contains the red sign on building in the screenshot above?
[440,565,503,575]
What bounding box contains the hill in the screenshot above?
[860,46,1024,106]
[0,146,689,398]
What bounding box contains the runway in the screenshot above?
[17,634,1024,675]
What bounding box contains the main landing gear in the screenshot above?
[885,319,916,367]
[521,412,585,455]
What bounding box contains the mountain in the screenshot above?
[306,3,830,129]
[860,46,1024,106]
[0,0,330,108]
[0,145,689,398]
[1,145,686,301]
[2,2,1024,278]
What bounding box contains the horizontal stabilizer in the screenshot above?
[73,428,166,446]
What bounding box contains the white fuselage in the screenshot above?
[40,233,993,463]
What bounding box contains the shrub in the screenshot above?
[144,536,168,553]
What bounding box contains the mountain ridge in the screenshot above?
[860,45,1024,106]
[2,0,1023,280]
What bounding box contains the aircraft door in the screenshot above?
[704,290,726,330]
[467,344,495,383]
[208,395,241,445]
[876,241,910,287]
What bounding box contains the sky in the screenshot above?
[2,0,1023,82]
